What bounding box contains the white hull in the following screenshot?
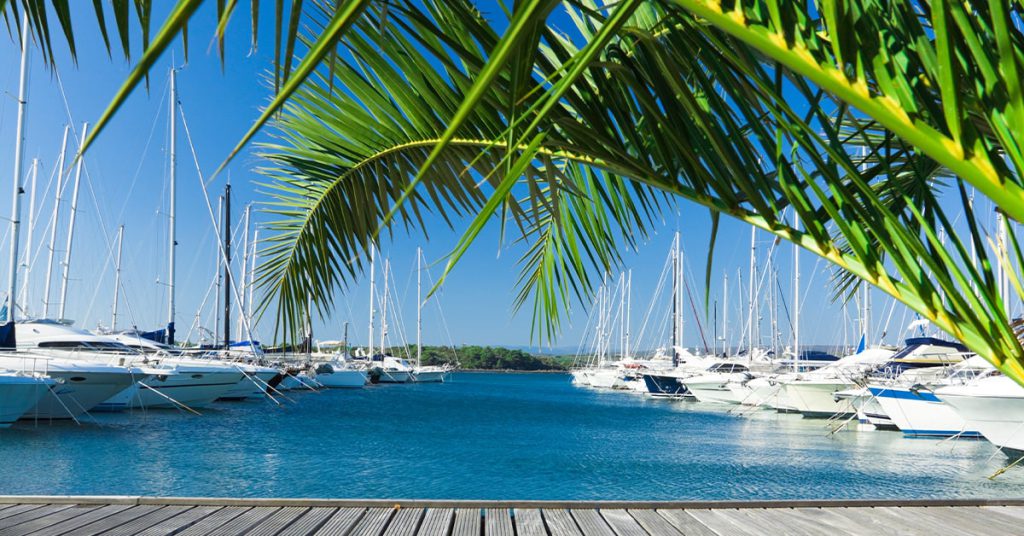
[939,376,1024,455]
[781,380,856,418]
[684,375,745,404]
[411,370,446,383]
[221,370,280,400]
[871,385,978,438]
[318,369,368,388]
[130,371,244,409]
[378,370,412,383]
[587,369,626,390]
[0,375,54,427]
[14,368,137,419]
[570,370,590,386]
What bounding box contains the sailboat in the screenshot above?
[366,247,412,383]
[410,248,450,383]
[0,22,138,419]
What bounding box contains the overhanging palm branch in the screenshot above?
[259,0,1024,386]
[1,0,370,169]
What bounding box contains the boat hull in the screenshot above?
[129,371,245,409]
[781,381,856,418]
[870,386,980,438]
[24,370,137,419]
[0,376,53,427]
[411,370,446,383]
[939,377,1024,456]
[318,369,368,388]
[641,374,690,398]
[377,370,412,383]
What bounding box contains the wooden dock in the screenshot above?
[1,497,1022,535]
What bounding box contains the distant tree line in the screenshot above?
[381,345,566,371]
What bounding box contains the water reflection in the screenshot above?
[1,372,1022,499]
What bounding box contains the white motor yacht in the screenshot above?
[0,352,139,419]
[937,373,1024,457]
[19,321,243,410]
[0,371,57,426]
[682,362,757,404]
[869,355,991,438]
[780,347,895,418]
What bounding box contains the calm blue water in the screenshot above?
[2,372,1023,500]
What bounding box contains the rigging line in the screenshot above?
[177,97,259,354]
[422,259,460,364]
[52,66,144,328]
[633,244,672,355]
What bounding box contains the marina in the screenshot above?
[3,2,1024,534]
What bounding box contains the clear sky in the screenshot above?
[0,3,938,352]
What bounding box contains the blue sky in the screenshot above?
[0,2,932,351]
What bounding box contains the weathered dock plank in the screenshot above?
[63,504,164,536]
[384,508,425,536]
[244,507,310,536]
[205,506,281,536]
[598,509,646,536]
[484,508,513,536]
[96,505,193,535]
[780,508,873,536]
[350,507,395,536]
[0,504,74,531]
[683,509,761,536]
[656,509,720,536]
[277,507,336,536]
[0,505,101,536]
[876,506,976,536]
[736,508,828,536]
[542,509,584,536]
[512,509,546,536]
[134,506,221,536]
[175,507,252,536]
[626,509,683,536]
[416,508,453,536]
[12,504,133,536]
[0,503,51,523]
[569,509,615,536]
[312,507,364,535]
[451,508,481,536]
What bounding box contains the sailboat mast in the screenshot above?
[223,181,232,347]
[237,205,251,340]
[380,258,389,352]
[417,247,422,368]
[793,214,800,369]
[747,226,756,358]
[213,195,223,344]
[58,122,88,322]
[43,126,70,319]
[6,14,29,325]
[167,68,177,345]
[368,246,375,357]
[723,273,728,357]
[19,159,38,311]
[111,225,124,330]
[671,234,678,364]
[625,269,631,360]
[247,229,258,328]
[678,240,685,351]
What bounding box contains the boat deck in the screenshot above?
[1,497,1022,535]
